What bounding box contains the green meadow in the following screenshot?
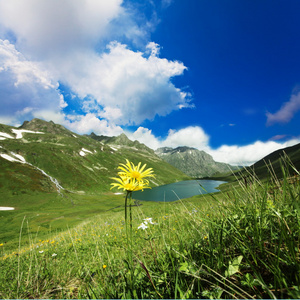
[0,163,300,299]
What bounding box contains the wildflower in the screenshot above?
[143,217,154,225]
[52,253,57,257]
[39,250,44,253]
[0,243,3,247]
[110,160,155,192]
[103,264,107,269]
[138,223,148,230]
[110,176,149,192]
[118,159,155,182]
[111,159,155,273]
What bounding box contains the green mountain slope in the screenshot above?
[0,119,190,197]
[155,146,239,178]
[243,142,300,180]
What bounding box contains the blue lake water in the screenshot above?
[132,180,226,202]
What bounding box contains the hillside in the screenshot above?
[243,142,300,180]
[155,146,238,178]
[0,119,190,197]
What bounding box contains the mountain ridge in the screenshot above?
[155,146,239,178]
[0,119,190,197]
[87,132,154,154]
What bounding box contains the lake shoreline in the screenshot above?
[133,179,227,202]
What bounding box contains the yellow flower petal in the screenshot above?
[110,160,155,192]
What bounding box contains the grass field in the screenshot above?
[0,163,299,299]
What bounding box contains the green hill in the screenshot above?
[0,119,190,197]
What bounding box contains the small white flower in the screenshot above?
[52,253,57,257]
[39,250,44,254]
[143,217,154,224]
[138,223,148,230]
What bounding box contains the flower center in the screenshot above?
[131,171,141,180]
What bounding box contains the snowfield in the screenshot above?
[0,129,44,140]
[0,132,14,140]
[0,153,26,163]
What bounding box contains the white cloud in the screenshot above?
[0,0,123,60]
[0,39,63,125]
[0,39,55,88]
[208,139,300,166]
[99,107,123,121]
[163,127,210,149]
[0,1,191,128]
[129,126,210,151]
[266,91,300,125]
[129,127,162,150]
[59,41,190,125]
[64,113,123,136]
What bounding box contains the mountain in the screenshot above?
[87,132,154,154]
[155,146,238,178]
[20,118,75,136]
[0,119,190,197]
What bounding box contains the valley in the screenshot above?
[0,119,299,299]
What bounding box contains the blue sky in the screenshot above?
[0,0,299,165]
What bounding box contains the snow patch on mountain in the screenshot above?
[0,129,44,140]
[79,148,94,156]
[0,153,26,163]
[0,132,14,140]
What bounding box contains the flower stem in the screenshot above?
[125,191,134,291]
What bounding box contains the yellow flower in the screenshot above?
[111,176,150,192]
[103,264,107,269]
[0,243,3,247]
[111,160,155,192]
[118,159,154,182]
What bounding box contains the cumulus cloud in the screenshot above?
[129,126,210,151]
[0,0,191,130]
[163,127,210,149]
[0,0,123,60]
[266,91,300,125]
[0,39,63,125]
[64,113,123,136]
[129,127,162,150]
[62,41,190,125]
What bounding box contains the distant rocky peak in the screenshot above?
[113,133,131,144]
[156,146,198,155]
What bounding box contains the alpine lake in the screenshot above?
[132,179,226,202]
